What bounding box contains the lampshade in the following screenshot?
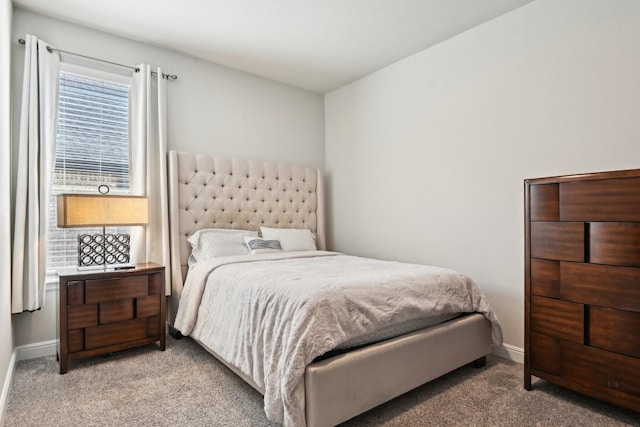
[57,194,148,228]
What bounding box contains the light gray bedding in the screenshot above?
[174,251,502,427]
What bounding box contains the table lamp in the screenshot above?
[56,193,148,269]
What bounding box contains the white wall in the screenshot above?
[1,0,15,420]
[325,0,640,356]
[11,9,324,350]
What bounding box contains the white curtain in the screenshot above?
[12,35,60,313]
[130,64,171,294]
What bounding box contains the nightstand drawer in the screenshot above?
[137,295,161,318]
[99,299,135,324]
[85,275,148,303]
[68,304,98,329]
[85,318,148,349]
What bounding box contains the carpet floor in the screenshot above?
[4,336,640,426]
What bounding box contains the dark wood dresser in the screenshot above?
[57,263,165,373]
[524,168,640,412]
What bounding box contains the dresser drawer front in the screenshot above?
[530,184,559,221]
[531,296,583,343]
[562,341,640,397]
[85,275,148,303]
[561,262,640,311]
[560,177,640,222]
[85,319,148,350]
[531,332,560,376]
[531,222,585,262]
[589,307,640,358]
[531,259,560,298]
[590,223,640,267]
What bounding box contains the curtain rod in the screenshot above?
[18,38,178,81]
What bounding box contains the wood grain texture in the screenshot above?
[85,275,148,304]
[560,177,640,222]
[99,299,134,324]
[589,307,640,358]
[530,296,583,343]
[85,319,148,350]
[590,223,640,267]
[67,281,84,306]
[67,304,98,329]
[561,341,640,397]
[530,332,560,376]
[561,262,640,311]
[531,222,585,262]
[531,259,560,298]
[530,184,559,221]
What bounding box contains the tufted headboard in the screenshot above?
[167,151,325,322]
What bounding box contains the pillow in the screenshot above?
[243,236,283,255]
[187,228,257,266]
[259,227,317,252]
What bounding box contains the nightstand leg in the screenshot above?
[59,355,68,374]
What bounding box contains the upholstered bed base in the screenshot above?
[191,313,490,427]
[167,151,492,426]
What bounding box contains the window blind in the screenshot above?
[47,69,131,271]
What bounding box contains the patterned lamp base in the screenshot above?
[78,232,130,267]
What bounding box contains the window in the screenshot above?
[47,64,132,277]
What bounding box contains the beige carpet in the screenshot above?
[4,336,640,426]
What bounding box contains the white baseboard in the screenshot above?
[492,343,524,364]
[15,339,57,361]
[0,349,17,426]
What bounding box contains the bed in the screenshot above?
[166,150,501,427]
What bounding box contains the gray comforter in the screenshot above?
[174,251,502,427]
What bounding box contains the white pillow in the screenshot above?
[187,228,257,266]
[259,227,317,252]
[243,236,283,255]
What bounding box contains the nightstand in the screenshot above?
[57,263,165,373]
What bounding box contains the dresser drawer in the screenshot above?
[531,296,583,343]
[562,341,640,397]
[85,275,148,303]
[531,222,585,262]
[590,223,640,267]
[589,307,640,358]
[530,332,560,376]
[531,259,560,298]
[560,262,640,311]
[530,184,559,221]
[560,177,640,222]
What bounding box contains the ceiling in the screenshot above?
[13,0,534,93]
